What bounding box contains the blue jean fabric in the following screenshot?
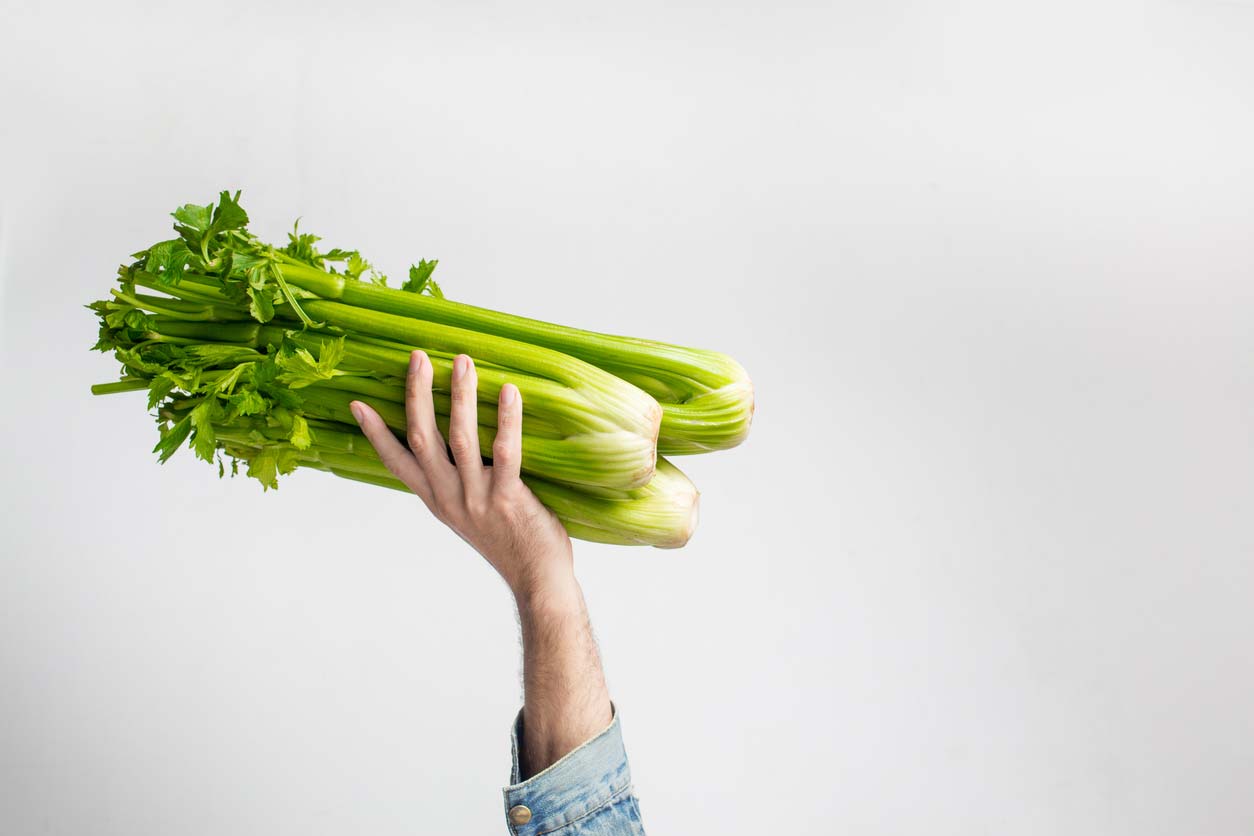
[502,706,646,834]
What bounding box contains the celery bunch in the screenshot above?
[89,192,751,547]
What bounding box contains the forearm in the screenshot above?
[515,572,613,778]
[354,354,637,828]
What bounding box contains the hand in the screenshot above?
[353,351,611,778]
[350,351,575,599]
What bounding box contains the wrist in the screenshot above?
[512,567,582,617]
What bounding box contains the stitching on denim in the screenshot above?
[505,708,619,793]
[534,782,635,836]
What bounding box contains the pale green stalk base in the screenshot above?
[214,418,699,548]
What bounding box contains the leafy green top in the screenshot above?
[132,190,442,325]
[90,190,443,490]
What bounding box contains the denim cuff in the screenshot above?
[502,704,633,835]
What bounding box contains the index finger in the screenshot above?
[405,350,457,502]
[351,399,434,507]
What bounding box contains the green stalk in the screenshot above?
[295,299,660,437]
[87,190,755,548]
[140,317,597,435]
[276,260,753,454]
[102,323,653,487]
[112,297,659,488]
[128,271,663,441]
[296,386,657,490]
[215,418,699,548]
[90,378,150,395]
[313,375,566,439]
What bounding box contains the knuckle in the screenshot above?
[433,498,458,522]
[491,488,521,517]
[491,439,512,461]
[406,431,426,456]
[448,431,475,458]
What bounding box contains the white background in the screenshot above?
[2,1,1252,834]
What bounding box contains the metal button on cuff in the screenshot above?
[503,706,638,833]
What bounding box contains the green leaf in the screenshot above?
[248,288,276,322]
[252,359,304,409]
[143,239,193,284]
[189,400,218,462]
[147,374,178,410]
[402,259,439,294]
[284,220,324,266]
[246,448,279,490]
[172,202,213,233]
[274,344,322,386]
[115,345,170,376]
[288,413,312,450]
[276,447,301,476]
[174,346,251,374]
[208,190,249,238]
[153,413,193,463]
[228,251,267,278]
[91,325,116,352]
[316,337,345,375]
[245,261,270,289]
[228,388,267,416]
[122,308,156,330]
[274,337,345,388]
[346,252,371,280]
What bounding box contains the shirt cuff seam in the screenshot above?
[529,782,634,836]
[509,705,618,789]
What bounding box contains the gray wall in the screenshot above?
[2,1,1251,833]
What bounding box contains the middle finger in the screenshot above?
[448,354,486,496]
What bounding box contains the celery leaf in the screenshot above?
[153,413,192,463]
[172,202,213,233]
[228,389,267,417]
[402,260,440,295]
[189,401,219,463]
[288,413,312,450]
[274,337,345,388]
[143,239,192,284]
[208,190,249,238]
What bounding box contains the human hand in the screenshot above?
[350,351,575,599]
[355,352,611,780]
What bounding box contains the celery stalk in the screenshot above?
[211,417,699,548]
[277,260,753,454]
[86,190,752,547]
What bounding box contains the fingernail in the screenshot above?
[350,401,364,423]
[453,354,468,381]
[501,384,516,406]
[410,350,425,371]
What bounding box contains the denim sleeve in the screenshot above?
[501,705,646,835]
